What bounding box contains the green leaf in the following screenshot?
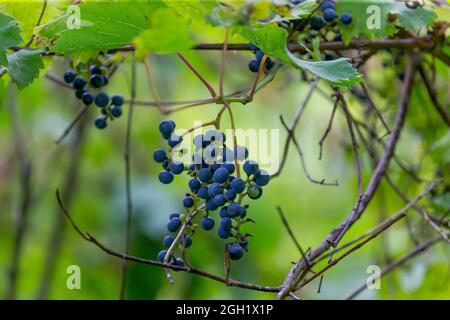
[36,1,165,54]
[240,25,363,88]
[133,8,194,57]
[163,0,218,21]
[336,0,436,44]
[0,13,23,66]
[6,49,44,89]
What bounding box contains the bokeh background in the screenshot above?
[0,23,449,299]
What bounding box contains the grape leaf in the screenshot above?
[133,8,194,58]
[336,0,436,44]
[240,25,363,87]
[36,1,165,54]
[162,0,218,20]
[0,13,23,66]
[6,49,44,89]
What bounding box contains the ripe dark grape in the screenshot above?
[323,8,337,22]
[168,135,183,148]
[248,60,259,73]
[111,94,124,106]
[227,203,242,218]
[197,168,212,183]
[200,216,215,231]
[167,218,181,232]
[159,120,175,139]
[220,206,229,218]
[174,258,185,267]
[163,235,175,247]
[254,170,270,186]
[159,170,174,184]
[94,116,107,129]
[230,178,246,194]
[310,16,324,30]
[213,194,226,206]
[208,183,223,197]
[89,65,102,75]
[224,189,236,201]
[157,250,168,263]
[220,217,232,229]
[153,148,167,163]
[110,105,122,118]
[72,76,87,89]
[188,178,201,192]
[90,74,105,88]
[221,163,235,174]
[183,236,192,248]
[64,70,76,83]
[94,92,110,108]
[198,186,210,199]
[243,160,259,176]
[169,213,180,220]
[217,227,232,239]
[81,92,95,105]
[205,198,219,211]
[228,243,244,260]
[321,0,335,11]
[183,196,194,208]
[75,88,86,99]
[170,161,184,175]
[340,12,352,25]
[213,167,229,183]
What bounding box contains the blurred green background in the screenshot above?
[0,29,449,300]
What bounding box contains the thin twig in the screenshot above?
[177,52,217,98]
[118,55,136,300]
[54,104,89,144]
[276,206,307,257]
[143,57,165,114]
[24,0,47,47]
[318,98,338,160]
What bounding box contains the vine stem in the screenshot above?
[177,52,217,98]
[143,56,165,114]
[119,54,136,300]
[276,54,417,300]
[219,28,229,98]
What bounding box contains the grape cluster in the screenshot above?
[248,45,275,73]
[63,65,124,130]
[308,1,352,31]
[154,120,270,264]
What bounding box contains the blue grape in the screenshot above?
[248,43,259,51]
[224,189,236,201]
[162,160,170,170]
[183,236,192,248]
[321,1,335,11]
[340,12,352,25]
[170,161,184,175]
[159,170,174,184]
[174,258,185,266]
[323,8,337,21]
[248,60,259,73]
[227,203,242,218]
[255,50,264,62]
[217,227,232,239]
[220,217,232,229]
[213,167,229,183]
[228,244,244,260]
[168,135,183,148]
[90,74,105,88]
[72,76,86,89]
[94,116,107,129]
[169,213,179,220]
[197,168,212,183]
[153,148,167,163]
[188,178,201,192]
[221,163,235,174]
[75,88,86,99]
[183,196,194,208]
[205,198,219,211]
[110,105,122,118]
[159,120,175,139]
[94,92,109,108]
[220,206,229,218]
[230,178,246,194]
[310,16,324,30]
[208,183,224,197]
[63,70,76,83]
[81,92,95,105]
[157,250,168,263]
[213,194,226,206]
[111,94,124,106]
[163,235,175,247]
[198,186,210,199]
[243,160,259,176]
[254,170,270,186]
[89,65,102,75]
[167,218,181,232]
[200,216,215,231]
